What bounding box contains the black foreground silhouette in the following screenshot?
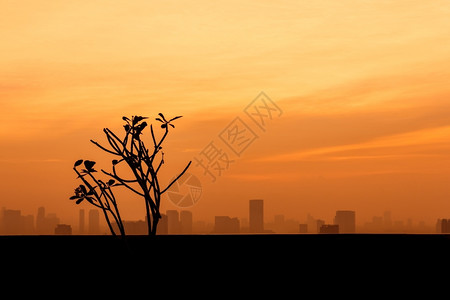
[70,114,191,237]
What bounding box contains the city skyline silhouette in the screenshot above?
[1,199,447,235]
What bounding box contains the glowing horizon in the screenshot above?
[1,1,450,230]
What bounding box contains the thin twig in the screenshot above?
[161,161,192,194]
[90,140,121,156]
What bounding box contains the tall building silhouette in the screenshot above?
[180,210,193,234]
[36,207,59,234]
[273,214,285,233]
[249,199,264,233]
[158,213,168,234]
[0,207,3,233]
[166,210,180,234]
[383,210,392,231]
[316,219,325,233]
[36,206,46,234]
[0,208,35,234]
[4,210,21,234]
[79,209,85,234]
[441,219,450,233]
[88,209,100,234]
[306,214,318,233]
[334,210,356,233]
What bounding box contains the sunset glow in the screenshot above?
[2,1,450,231]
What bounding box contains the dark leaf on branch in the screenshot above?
[122,116,130,122]
[161,124,167,129]
[76,198,84,205]
[169,116,183,122]
[124,124,130,132]
[112,159,119,165]
[134,122,147,137]
[169,124,175,128]
[132,116,147,125]
[84,160,96,171]
[69,195,79,200]
[155,118,164,123]
[79,184,87,194]
[140,121,147,130]
[108,179,115,186]
[158,113,167,122]
[74,159,83,167]
[86,197,95,204]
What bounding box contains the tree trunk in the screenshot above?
[151,215,159,235]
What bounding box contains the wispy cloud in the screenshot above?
[253,125,450,163]
[0,158,64,164]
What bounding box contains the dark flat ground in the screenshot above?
[2,233,450,263]
[2,234,449,291]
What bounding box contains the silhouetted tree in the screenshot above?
[70,114,191,236]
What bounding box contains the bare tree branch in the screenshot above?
[90,140,121,156]
[70,114,190,236]
[161,161,192,194]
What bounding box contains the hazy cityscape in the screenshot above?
[1,199,449,235]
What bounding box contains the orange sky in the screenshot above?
[2,1,450,229]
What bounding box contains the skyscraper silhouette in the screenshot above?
[383,210,392,231]
[88,209,100,234]
[36,206,45,234]
[2,209,22,234]
[36,207,59,234]
[441,219,450,233]
[166,210,180,234]
[158,213,169,234]
[334,210,356,233]
[180,210,193,234]
[79,209,85,234]
[249,199,264,233]
[316,219,325,233]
